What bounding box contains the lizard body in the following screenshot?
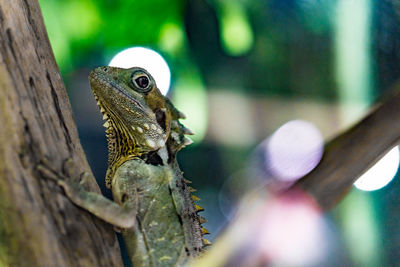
[90,66,209,266]
[40,66,209,266]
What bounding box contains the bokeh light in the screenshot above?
[335,0,372,125]
[158,23,185,55]
[354,146,399,191]
[172,69,208,143]
[340,190,381,266]
[266,120,324,182]
[218,1,254,56]
[193,190,330,267]
[258,192,327,266]
[109,47,171,95]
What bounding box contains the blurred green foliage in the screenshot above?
[39,0,184,71]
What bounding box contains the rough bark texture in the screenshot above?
[295,87,400,210]
[0,1,123,266]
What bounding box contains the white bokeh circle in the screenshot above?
[266,120,324,182]
[354,146,399,191]
[109,47,171,95]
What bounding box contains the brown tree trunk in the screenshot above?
[0,1,123,266]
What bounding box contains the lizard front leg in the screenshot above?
[37,160,137,229]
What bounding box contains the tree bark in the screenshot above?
[0,1,123,266]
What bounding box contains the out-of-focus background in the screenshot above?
[39,0,400,266]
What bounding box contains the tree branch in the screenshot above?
[295,87,400,210]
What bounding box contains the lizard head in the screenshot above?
[89,66,193,187]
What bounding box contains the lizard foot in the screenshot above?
[37,158,93,190]
[63,158,94,190]
[36,158,91,199]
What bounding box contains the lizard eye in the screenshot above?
[136,76,149,89]
[131,71,151,92]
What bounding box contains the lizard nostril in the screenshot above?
[103,67,108,72]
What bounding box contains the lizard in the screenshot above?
[38,66,210,266]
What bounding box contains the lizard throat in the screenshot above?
[93,94,138,188]
[104,120,138,188]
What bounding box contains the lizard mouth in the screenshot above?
[89,71,147,114]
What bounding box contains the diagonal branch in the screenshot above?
[295,87,400,210]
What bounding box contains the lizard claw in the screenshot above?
[36,159,70,188]
[36,164,68,188]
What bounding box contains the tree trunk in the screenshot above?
[0,1,123,266]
